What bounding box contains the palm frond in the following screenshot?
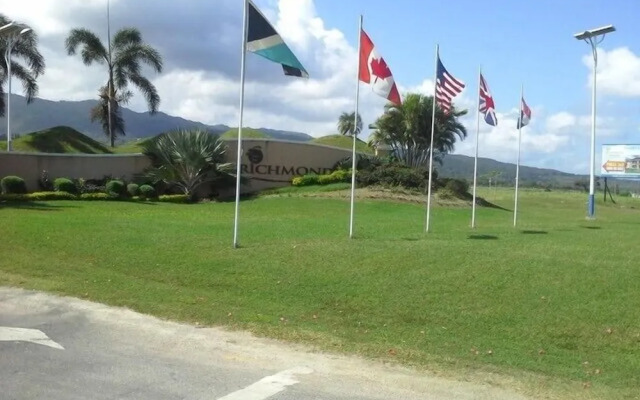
[112,28,143,49]
[65,28,108,65]
[9,32,45,77]
[8,61,38,102]
[128,74,160,113]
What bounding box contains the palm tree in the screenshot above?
[0,15,45,117]
[90,85,131,140]
[337,112,363,137]
[65,27,163,147]
[141,129,235,200]
[369,93,467,168]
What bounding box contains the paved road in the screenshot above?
[0,288,528,400]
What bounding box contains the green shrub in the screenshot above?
[317,169,351,185]
[444,179,469,196]
[158,194,189,203]
[54,178,77,194]
[127,183,140,197]
[139,184,156,199]
[357,163,429,189]
[1,176,27,194]
[437,187,456,200]
[0,191,77,201]
[80,193,111,201]
[317,174,335,185]
[291,174,319,187]
[105,180,126,197]
[28,191,76,201]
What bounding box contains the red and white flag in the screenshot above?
[358,30,401,105]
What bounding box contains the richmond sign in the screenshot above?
[223,139,354,192]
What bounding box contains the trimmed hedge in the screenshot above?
[54,178,77,194]
[80,193,111,201]
[292,169,351,187]
[106,180,126,197]
[158,194,189,203]
[139,184,157,199]
[0,192,76,201]
[1,176,27,194]
[127,183,140,197]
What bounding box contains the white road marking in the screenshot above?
[216,366,313,400]
[0,327,65,350]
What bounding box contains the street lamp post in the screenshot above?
[0,22,32,152]
[574,24,615,219]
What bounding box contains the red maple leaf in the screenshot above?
[370,57,392,80]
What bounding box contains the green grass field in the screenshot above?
[1,188,638,399]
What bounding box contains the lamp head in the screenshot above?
[574,25,616,40]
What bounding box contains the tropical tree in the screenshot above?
[65,27,163,147]
[0,14,45,117]
[337,112,363,137]
[141,129,234,200]
[368,93,467,168]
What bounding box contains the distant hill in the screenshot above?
[12,126,111,154]
[312,134,374,154]
[259,128,313,141]
[439,154,585,188]
[3,94,312,143]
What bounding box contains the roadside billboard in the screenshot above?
[601,144,640,178]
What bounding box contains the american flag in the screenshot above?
[435,55,465,113]
[479,73,497,126]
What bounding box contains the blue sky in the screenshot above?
[316,0,639,111]
[309,0,640,173]
[4,0,640,174]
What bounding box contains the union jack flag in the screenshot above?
[479,73,497,126]
[435,54,465,114]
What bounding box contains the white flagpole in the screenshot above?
[349,15,363,239]
[233,0,249,248]
[513,85,524,227]
[471,66,481,229]
[425,44,439,233]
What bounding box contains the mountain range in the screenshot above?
[2,94,313,143]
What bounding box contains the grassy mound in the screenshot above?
[113,138,153,154]
[11,126,111,154]
[312,134,374,154]
[220,128,269,139]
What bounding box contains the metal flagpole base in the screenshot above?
[587,194,596,219]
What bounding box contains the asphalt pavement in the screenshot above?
[0,287,529,400]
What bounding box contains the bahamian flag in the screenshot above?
[247,0,309,78]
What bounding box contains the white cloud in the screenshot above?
[546,111,577,131]
[0,0,392,137]
[584,47,640,97]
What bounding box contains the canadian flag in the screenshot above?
[358,30,401,105]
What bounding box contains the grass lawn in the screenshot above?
[1,188,639,399]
